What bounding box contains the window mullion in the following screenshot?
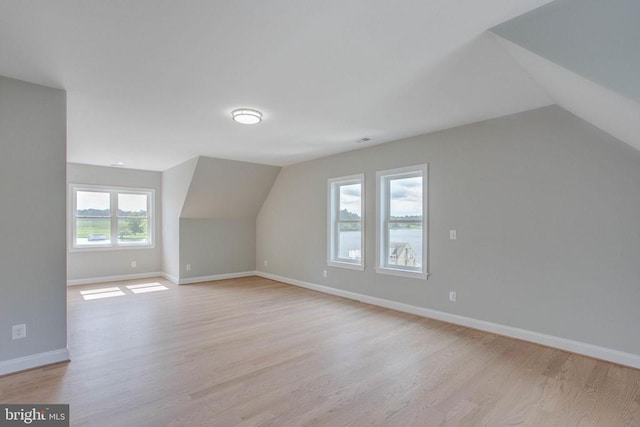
[73,188,78,246]
[334,217,340,260]
[147,193,152,245]
[112,191,118,247]
[384,179,391,266]
[334,192,340,259]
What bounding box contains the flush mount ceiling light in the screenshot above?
[231,108,262,125]
[110,162,125,167]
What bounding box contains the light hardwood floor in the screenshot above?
[1,276,639,426]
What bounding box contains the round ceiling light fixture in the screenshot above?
[231,108,262,125]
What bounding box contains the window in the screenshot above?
[71,185,154,250]
[328,174,364,270]
[376,165,428,279]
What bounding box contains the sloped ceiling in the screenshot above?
[181,156,281,219]
[491,0,640,152]
[492,36,640,153]
[0,0,553,171]
[163,157,199,218]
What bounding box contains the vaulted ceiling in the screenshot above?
[491,0,640,153]
[0,0,554,171]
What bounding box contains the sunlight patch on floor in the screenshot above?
[82,290,126,300]
[126,282,169,294]
[80,287,121,295]
[80,282,169,300]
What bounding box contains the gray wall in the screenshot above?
[177,156,279,280]
[161,157,198,280]
[180,218,256,277]
[0,75,67,361]
[67,163,162,281]
[492,0,640,102]
[163,155,282,282]
[181,156,281,220]
[256,105,640,355]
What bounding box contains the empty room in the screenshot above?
[1,0,639,425]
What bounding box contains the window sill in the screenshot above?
[375,266,428,280]
[69,244,155,253]
[327,260,365,271]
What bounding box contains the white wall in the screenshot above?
[66,163,162,283]
[0,75,67,369]
[256,106,640,356]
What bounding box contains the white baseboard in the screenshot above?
[179,271,257,285]
[0,347,70,377]
[161,272,179,284]
[66,271,257,286]
[256,271,640,370]
[67,272,164,286]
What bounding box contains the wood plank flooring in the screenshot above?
[1,276,639,426]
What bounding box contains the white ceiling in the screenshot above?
[0,0,553,171]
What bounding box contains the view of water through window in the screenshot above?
[339,228,423,266]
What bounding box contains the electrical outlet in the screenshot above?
[323,270,328,278]
[264,260,268,267]
[131,261,137,268]
[449,291,457,302]
[12,324,26,340]
[449,230,457,240]
[186,264,191,271]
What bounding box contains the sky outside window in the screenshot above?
[339,183,361,218]
[390,176,422,217]
[118,193,147,215]
[76,191,110,215]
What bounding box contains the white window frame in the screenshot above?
[69,184,155,252]
[376,164,428,279]
[327,174,365,270]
